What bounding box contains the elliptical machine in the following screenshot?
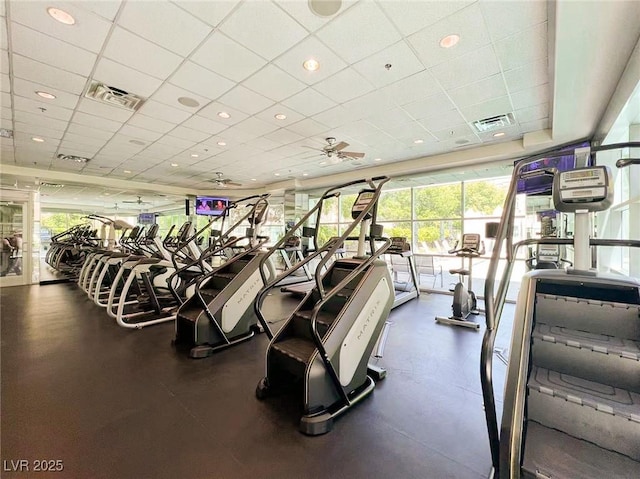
[435,233,485,330]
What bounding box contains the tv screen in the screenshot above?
[195,196,228,216]
[138,213,156,225]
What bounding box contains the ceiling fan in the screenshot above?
[211,172,242,187]
[319,137,365,164]
[122,196,151,205]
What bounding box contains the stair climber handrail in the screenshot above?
[308,236,393,407]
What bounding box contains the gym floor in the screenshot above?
[1,282,514,479]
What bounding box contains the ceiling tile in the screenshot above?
[313,68,375,104]
[262,128,304,145]
[313,104,361,128]
[317,1,402,64]
[169,61,236,100]
[14,121,65,140]
[459,96,514,123]
[217,85,275,115]
[13,96,73,121]
[234,117,280,137]
[58,142,102,157]
[275,0,358,32]
[400,92,455,120]
[11,23,97,76]
[1,106,12,120]
[77,97,133,122]
[0,49,8,75]
[503,58,549,94]
[66,123,116,141]
[214,126,257,145]
[103,27,183,80]
[190,31,265,83]
[73,111,123,132]
[11,54,86,94]
[254,104,304,127]
[118,125,164,142]
[511,83,549,110]
[249,136,281,152]
[78,0,122,21]
[0,20,7,50]
[408,3,491,68]
[127,113,178,134]
[137,100,192,124]
[61,131,107,146]
[273,36,348,85]
[181,115,228,135]
[12,77,80,110]
[118,0,213,56]
[243,65,307,102]
[10,1,112,53]
[515,103,549,124]
[334,120,384,140]
[286,118,330,137]
[0,73,9,93]
[379,70,444,106]
[137,142,185,159]
[342,90,396,120]
[520,118,549,133]
[430,45,501,90]
[94,58,163,98]
[365,107,416,131]
[150,83,209,113]
[171,0,240,27]
[379,0,474,36]
[430,123,476,142]
[481,0,547,41]
[282,87,337,117]
[418,109,468,132]
[219,1,308,60]
[495,22,547,71]
[352,41,425,88]
[197,101,249,126]
[447,74,508,109]
[156,134,195,150]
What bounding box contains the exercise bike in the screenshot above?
[435,233,485,330]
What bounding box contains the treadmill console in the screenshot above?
[351,189,376,220]
[553,166,612,213]
[388,237,411,254]
[537,244,560,262]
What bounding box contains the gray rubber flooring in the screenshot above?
[1,282,514,479]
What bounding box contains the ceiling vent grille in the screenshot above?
[57,153,91,163]
[85,81,145,111]
[471,113,515,133]
[40,182,64,188]
[0,128,13,138]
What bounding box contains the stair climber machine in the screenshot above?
[254,177,395,435]
[173,194,277,358]
[480,144,640,479]
[387,236,420,308]
[435,233,485,330]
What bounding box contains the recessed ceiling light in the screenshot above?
[274,173,280,176]
[190,153,199,158]
[103,193,110,196]
[123,170,132,173]
[439,34,460,49]
[302,173,309,176]
[413,139,424,144]
[303,58,320,71]
[36,91,56,100]
[47,7,75,25]
[32,137,45,142]
[493,132,506,137]
[171,163,179,167]
[319,161,327,166]
[374,158,382,162]
[177,96,200,108]
[217,141,226,146]
[274,113,287,120]
[25,185,31,188]
[217,111,230,119]
[308,0,342,17]
[251,178,257,181]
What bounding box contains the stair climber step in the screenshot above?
[532,323,640,392]
[522,420,640,479]
[213,272,238,280]
[527,366,640,461]
[177,303,204,323]
[272,337,317,364]
[291,310,338,340]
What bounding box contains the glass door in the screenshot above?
[0,201,27,287]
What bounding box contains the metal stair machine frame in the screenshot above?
[173,194,275,358]
[255,177,395,435]
[480,143,640,479]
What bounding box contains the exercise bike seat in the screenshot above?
[449,268,470,276]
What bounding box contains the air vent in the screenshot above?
[57,153,91,163]
[0,128,13,138]
[85,81,145,111]
[471,113,515,133]
[40,182,64,188]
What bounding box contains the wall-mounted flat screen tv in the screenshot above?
[138,213,156,225]
[195,196,228,216]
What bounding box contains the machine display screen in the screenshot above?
[138,213,156,225]
[195,196,228,216]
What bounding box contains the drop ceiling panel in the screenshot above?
[118,0,213,56]
[156,134,195,150]
[11,54,86,94]
[342,90,396,119]
[58,142,102,157]
[151,83,209,113]
[382,120,430,141]
[282,87,337,117]
[219,1,308,60]
[520,118,549,133]
[313,104,361,128]
[514,103,549,124]
[181,115,228,135]
[94,58,163,98]
[171,0,240,28]
[365,107,417,131]
[190,32,264,83]
[430,45,501,90]
[262,128,304,146]
[459,96,514,124]
[408,3,491,68]
[118,125,164,142]
[401,92,456,121]
[197,101,249,126]
[217,85,275,116]
[168,125,210,143]
[12,78,80,110]
[504,59,549,94]
[495,22,548,71]
[13,96,74,121]
[169,61,236,100]
[127,113,178,134]
[275,0,358,32]
[353,41,425,88]
[243,65,307,102]
[418,108,468,132]
[11,23,97,76]
[79,0,122,21]
[511,83,550,110]
[61,131,106,146]
[481,0,547,41]
[1,106,11,120]
[72,111,123,132]
[103,27,183,80]
[273,36,348,85]
[215,127,255,145]
[313,67,375,104]
[254,104,305,127]
[66,123,116,141]
[14,110,68,131]
[0,20,7,50]
[10,1,112,53]
[234,117,280,137]
[286,118,330,137]
[316,1,402,64]
[77,97,133,123]
[137,142,185,160]
[379,0,474,37]
[447,74,508,108]
[431,123,476,141]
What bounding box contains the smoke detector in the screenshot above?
[85,81,145,111]
[471,113,515,133]
[57,153,91,163]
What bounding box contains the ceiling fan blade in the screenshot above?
[228,181,242,187]
[122,200,137,203]
[333,141,349,151]
[341,151,365,158]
